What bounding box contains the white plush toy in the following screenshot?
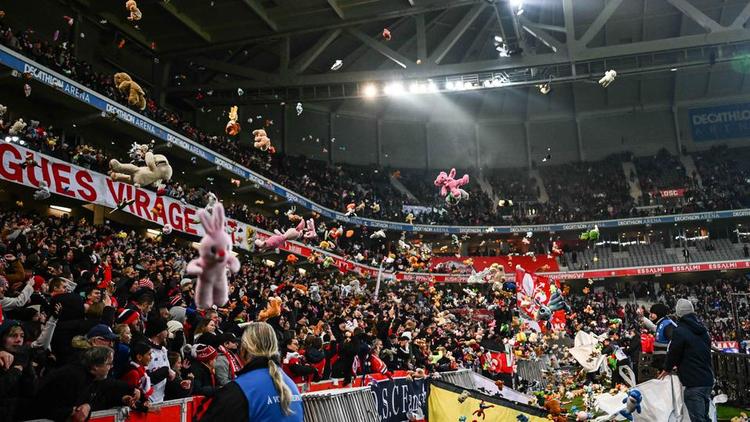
[599,70,617,88]
[109,151,173,188]
[370,229,386,239]
[8,118,26,135]
[33,181,51,200]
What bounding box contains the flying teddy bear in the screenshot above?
[253,129,275,153]
[225,106,240,136]
[258,297,282,321]
[254,220,304,250]
[125,0,142,21]
[109,150,173,188]
[114,72,146,110]
[599,69,617,88]
[434,168,469,201]
[8,118,26,135]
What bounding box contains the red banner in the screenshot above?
[658,188,686,198]
[430,255,559,274]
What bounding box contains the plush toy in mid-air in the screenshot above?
[255,220,304,250]
[8,118,26,135]
[253,129,275,153]
[114,72,146,110]
[370,229,386,239]
[302,219,317,240]
[33,181,51,200]
[434,168,469,203]
[186,202,241,309]
[618,389,642,421]
[125,0,142,21]
[599,69,617,88]
[579,225,600,241]
[110,151,173,188]
[258,297,282,321]
[225,106,240,136]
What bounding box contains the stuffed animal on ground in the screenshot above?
[225,106,240,136]
[255,220,304,250]
[618,389,642,421]
[434,168,470,200]
[8,118,26,135]
[186,202,240,309]
[125,0,142,21]
[579,225,600,241]
[258,297,282,321]
[33,181,50,200]
[253,129,275,153]
[544,397,567,422]
[114,72,146,110]
[110,151,173,188]
[599,69,617,88]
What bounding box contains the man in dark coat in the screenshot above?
[659,299,714,422]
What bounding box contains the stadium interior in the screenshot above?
[0,0,748,421]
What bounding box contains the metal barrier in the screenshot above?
[712,351,750,407]
[434,369,475,389]
[302,387,379,422]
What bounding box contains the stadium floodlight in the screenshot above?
[384,82,406,96]
[50,205,72,213]
[426,81,438,93]
[146,229,161,236]
[363,83,378,98]
[494,35,503,43]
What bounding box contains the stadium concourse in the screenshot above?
[1,1,750,422]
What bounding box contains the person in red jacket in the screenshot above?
[120,341,154,408]
[281,338,318,384]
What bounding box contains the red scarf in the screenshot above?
[219,346,241,380]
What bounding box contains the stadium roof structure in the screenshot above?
[60,0,750,104]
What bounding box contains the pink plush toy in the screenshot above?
[255,220,304,250]
[303,218,317,240]
[186,202,240,309]
[434,168,469,199]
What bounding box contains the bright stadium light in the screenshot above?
[50,205,72,213]
[363,83,378,98]
[384,82,405,96]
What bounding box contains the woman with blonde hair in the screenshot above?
[196,322,303,421]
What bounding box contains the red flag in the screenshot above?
[515,267,567,332]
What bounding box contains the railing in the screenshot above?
[2,44,750,234]
[712,351,750,407]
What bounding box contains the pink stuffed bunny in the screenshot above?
[255,220,304,250]
[303,218,317,240]
[434,168,470,199]
[186,202,240,309]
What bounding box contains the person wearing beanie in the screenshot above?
[638,302,676,370]
[660,299,714,422]
[144,318,172,404]
[190,344,218,397]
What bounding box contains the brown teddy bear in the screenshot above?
[226,106,240,136]
[252,129,275,153]
[544,397,567,422]
[114,72,146,110]
[125,0,142,21]
[258,297,282,321]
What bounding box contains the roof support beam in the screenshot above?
[326,0,345,19]
[168,28,750,92]
[666,0,722,33]
[416,14,427,63]
[279,37,290,74]
[292,29,342,73]
[346,28,412,68]
[731,1,750,28]
[562,0,576,47]
[406,0,416,6]
[520,17,564,53]
[577,0,623,48]
[241,0,278,31]
[158,2,212,42]
[428,3,487,64]
[192,57,283,85]
[461,12,495,62]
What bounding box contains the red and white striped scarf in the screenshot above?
[218,346,241,380]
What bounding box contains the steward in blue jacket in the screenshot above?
[194,356,303,422]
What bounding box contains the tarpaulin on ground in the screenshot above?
[428,380,548,422]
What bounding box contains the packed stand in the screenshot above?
[635,149,694,199]
[689,145,750,211]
